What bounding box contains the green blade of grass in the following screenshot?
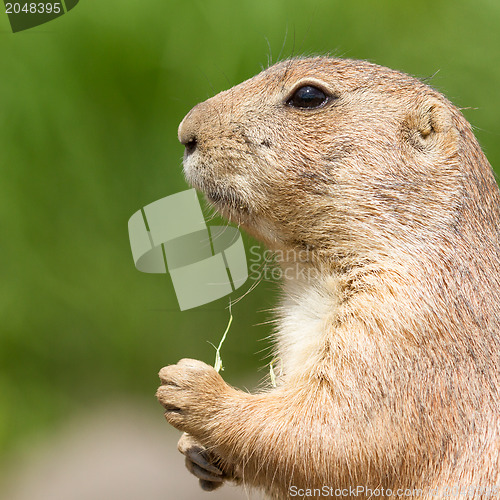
[213,302,233,373]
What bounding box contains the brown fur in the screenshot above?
[156,57,500,499]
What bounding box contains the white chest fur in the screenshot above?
[274,268,341,381]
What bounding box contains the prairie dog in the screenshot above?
[156,57,500,499]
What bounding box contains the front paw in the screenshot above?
[155,358,227,435]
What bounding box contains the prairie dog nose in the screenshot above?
[178,102,207,156]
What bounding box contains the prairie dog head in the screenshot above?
[178,57,465,260]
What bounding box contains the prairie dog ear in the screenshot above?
[404,98,459,153]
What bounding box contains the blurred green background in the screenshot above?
[0,0,499,488]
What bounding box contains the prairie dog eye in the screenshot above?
[287,85,329,109]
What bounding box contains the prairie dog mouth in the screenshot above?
[184,160,245,206]
[205,185,251,215]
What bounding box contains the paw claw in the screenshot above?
[178,433,229,489]
[185,458,224,482]
[199,479,224,491]
[183,446,223,476]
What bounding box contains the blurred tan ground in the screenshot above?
[0,403,265,500]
